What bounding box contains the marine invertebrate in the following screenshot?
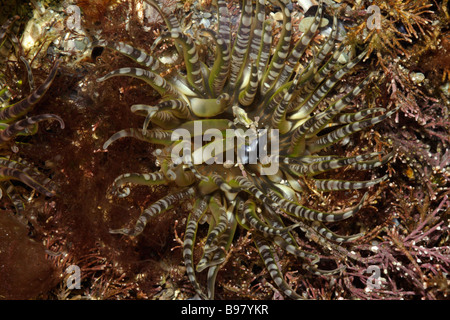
[96,0,397,299]
[0,16,64,224]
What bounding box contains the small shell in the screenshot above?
[410,72,425,84]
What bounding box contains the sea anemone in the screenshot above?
[95,0,397,299]
[0,15,64,225]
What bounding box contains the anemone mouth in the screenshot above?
[98,0,397,299]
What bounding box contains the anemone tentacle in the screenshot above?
[0,17,63,223]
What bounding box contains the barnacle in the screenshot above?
[97,0,397,299]
[0,16,64,224]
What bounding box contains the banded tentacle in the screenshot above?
[183,197,209,300]
[0,114,64,142]
[110,187,195,236]
[110,171,167,198]
[255,236,303,300]
[0,23,63,218]
[0,59,61,122]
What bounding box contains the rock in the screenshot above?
[0,213,56,299]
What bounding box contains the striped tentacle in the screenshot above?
[131,105,182,131]
[254,236,303,299]
[304,262,345,276]
[287,152,378,173]
[334,107,385,124]
[148,110,181,130]
[200,29,230,97]
[205,212,237,299]
[0,157,52,188]
[291,15,339,96]
[155,31,207,95]
[145,0,181,30]
[109,187,195,236]
[274,192,368,222]
[271,71,304,133]
[284,60,317,113]
[313,37,355,82]
[303,74,375,137]
[131,100,191,131]
[261,205,308,245]
[0,59,61,122]
[236,202,312,299]
[0,114,64,142]
[289,154,339,163]
[228,0,253,88]
[256,20,273,81]
[290,44,352,110]
[110,171,167,198]
[103,127,173,149]
[311,222,364,243]
[195,246,215,273]
[92,40,158,70]
[238,62,259,106]
[243,200,301,237]
[130,99,190,119]
[210,173,242,194]
[259,82,291,121]
[236,197,252,230]
[159,160,196,187]
[260,0,292,95]
[197,200,237,271]
[144,0,184,55]
[276,2,323,87]
[352,151,394,170]
[205,262,219,300]
[235,176,278,209]
[183,197,209,300]
[215,0,231,45]
[307,107,399,153]
[287,152,380,176]
[248,0,266,63]
[0,167,54,197]
[272,236,319,263]
[202,198,230,254]
[289,49,369,120]
[311,15,339,70]
[20,57,35,91]
[313,175,387,191]
[286,116,315,156]
[96,67,181,97]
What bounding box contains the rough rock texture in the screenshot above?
[0,213,56,299]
